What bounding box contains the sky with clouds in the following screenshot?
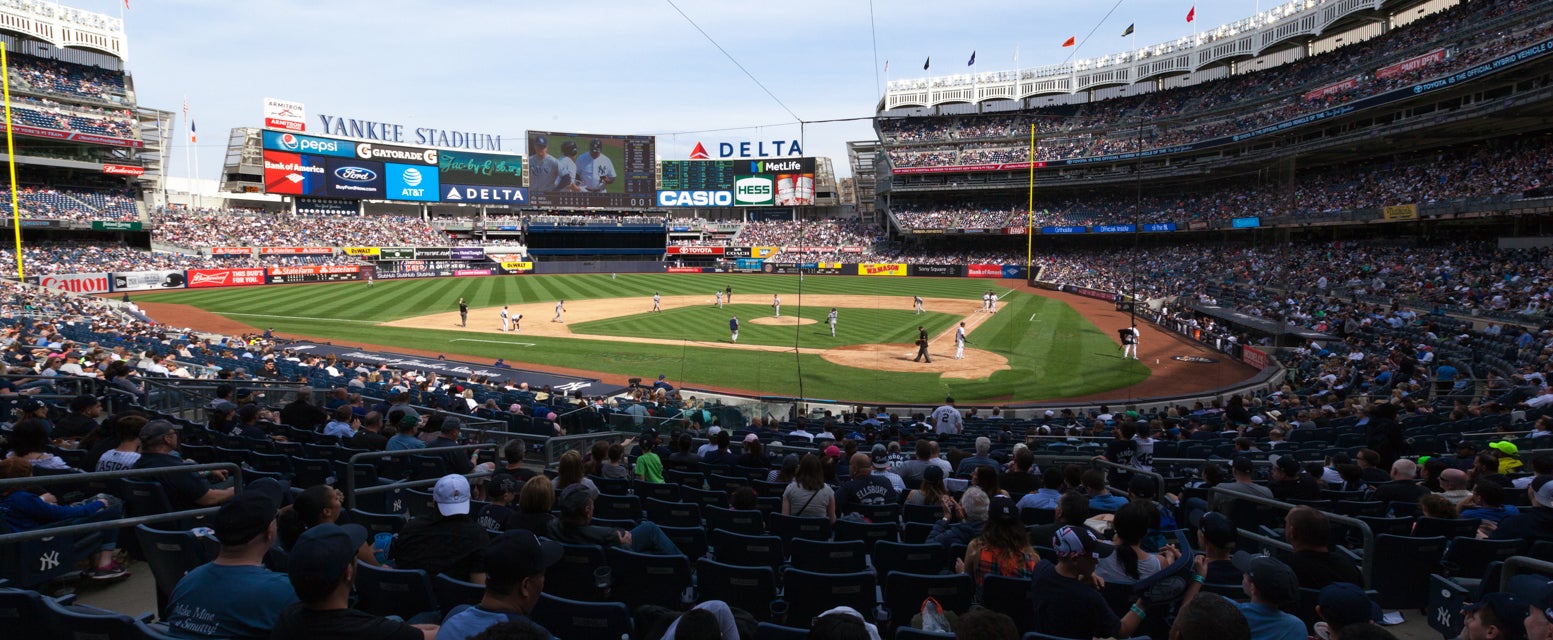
[71,0,1257,180]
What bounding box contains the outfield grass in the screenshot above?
[134,273,1149,404]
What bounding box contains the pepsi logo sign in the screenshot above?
[279,134,299,150]
[334,166,377,182]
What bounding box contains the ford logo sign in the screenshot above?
[334,166,377,182]
[402,168,423,186]
[279,133,299,150]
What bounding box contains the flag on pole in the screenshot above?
[190,119,196,143]
[1122,23,1134,37]
[923,57,930,70]
[1061,36,1076,47]
[1186,6,1195,22]
[966,51,976,66]
[884,60,889,73]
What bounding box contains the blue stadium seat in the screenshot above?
[531,593,631,640]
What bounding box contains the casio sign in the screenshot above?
[658,190,733,207]
[734,177,772,204]
[334,166,377,182]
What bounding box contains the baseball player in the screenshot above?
[914,295,924,314]
[458,298,468,327]
[366,273,373,288]
[1121,324,1139,359]
[500,306,511,332]
[729,315,739,343]
[714,290,723,308]
[955,322,967,359]
[725,286,733,304]
[556,141,580,191]
[528,135,563,193]
[513,312,523,332]
[553,300,565,323]
[982,291,992,312]
[652,292,661,313]
[827,308,838,337]
[914,325,931,363]
[576,139,617,192]
[772,294,781,318]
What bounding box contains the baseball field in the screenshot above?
[129,273,1158,404]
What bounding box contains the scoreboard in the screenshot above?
[660,160,739,191]
[526,131,656,209]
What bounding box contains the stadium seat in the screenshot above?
[588,475,630,496]
[531,593,631,640]
[696,558,779,621]
[340,509,407,537]
[756,622,812,640]
[658,525,709,560]
[605,546,692,610]
[634,481,681,503]
[711,530,784,568]
[769,514,832,546]
[352,560,437,619]
[431,573,484,619]
[1441,537,1523,588]
[704,504,767,535]
[833,518,899,550]
[134,525,218,618]
[683,485,729,509]
[872,541,948,579]
[981,575,1035,632]
[1370,534,1447,609]
[41,597,144,640]
[789,538,868,574]
[1412,517,1481,539]
[0,587,57,631]
[592,493,642,522]
[644,497,702,528]
[781,568,876,628]
[545,542,609,601]
[882,571,975,631]
[897,628,956,640]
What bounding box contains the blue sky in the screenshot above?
[75,0,1254,180]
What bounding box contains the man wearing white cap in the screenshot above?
[389,475,489,583]
[1491,477,1553,544]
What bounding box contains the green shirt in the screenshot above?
[635,451,664,483]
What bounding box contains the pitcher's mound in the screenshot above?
[821,343,1010,380]
[751,316,815,326]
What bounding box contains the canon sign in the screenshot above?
[38,273,110,294]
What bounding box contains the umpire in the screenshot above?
[914,325,931,363]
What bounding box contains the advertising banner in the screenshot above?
[657,190,733,207]
[36,273,110,294]
[1303,76,1360,101]
[91,221,142,231]
[666,267,706,273]
[912,265,962,277]
[440,184,528,204]
[967,264,1003,278]
[1376,49,1446,79]
[414,247,451,260]
[1242,346,1268,371]
[1093,224,1136,234]
[259,247,333,255]
[186,268,267,289]
[454,269,493,277]
[1231,217,1262,229]
[734,258,765,271]
[263,150,328,196]
[1381,204,1418,220]
[450,247,486,261]
[102,164,144,176]
[782,246,835,254]
[1067,286,1115,302]
[733,175,774,206]
[1188,221,1210,230]
[355,142,438,166]
[266,265,365,284]
[762,262,798,274]
[379,247,416,260]
[262,131,355,158]
[1042,226,1087,234]
[1001,265,1027,279]
[811,262,846,275]
[0,122,144,148]
[324,157,386,199]
[113,270,187,291]
[384,163,440,201]
[343,247,381,257]
[374,270,451,280]
[211,247,253,256]
[1143,223,1178,232]
[263,97,307,132]
[1005,227,1028,235]
[722,247,754,258]
[753,246,778,258]
[912,229,945,235]
[500,261,533,273]
[666,246,724,256]
[858,263,907,277]
[438,150,522,187]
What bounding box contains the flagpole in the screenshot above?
[2,44,22,279]
[191,111,200,209]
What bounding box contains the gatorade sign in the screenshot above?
[734,175,773,206]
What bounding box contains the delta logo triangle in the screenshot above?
[689,142,710,160]
[444,186,462,201]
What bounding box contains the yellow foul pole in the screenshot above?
[1,43,21,280]
[1025,123,1034,277]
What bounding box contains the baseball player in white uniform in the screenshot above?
[913,295,924,314]
[553,300,565,323]
[772,294,781,318]
[827,308,838,337]
[714,290,723,308]
[652,292,662,313]
[982,292,992,312]
[1122,325,1139,359]
[500,306,511,332]
[955,322,967,359]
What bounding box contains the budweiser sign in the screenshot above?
[187,268,267,288]
[666,246,723,255]
[102,164,145,176]
[37,273,110,294]
[1376,49,1446,80]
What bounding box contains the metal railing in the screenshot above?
[1501,556,1553,590]
[1206,487,1376,588]
[0,463,245,545]
[343,444,498,511]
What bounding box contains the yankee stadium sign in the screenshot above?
[314,113,503,151]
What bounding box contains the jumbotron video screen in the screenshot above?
[526,131,655,208]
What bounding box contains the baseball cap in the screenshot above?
[1465,592,1529,639]
[744,433,760,444]
[557,483,593,516]
[534,135,548,147]
[211,400,238,413]
[486,530,563,583]
[398,413,420,430]
[287,523,368,591]
[1232,457,1255,475]
[433,474,471,516]
[1274,455,1301,477]
[1318,582,1374,628]
[824,445,842,459]
[1198,511,1238,548]
[211,478,284,546]
[658,374,666,380]
[924,465,945,482]
[138,419,179,443]
[1490,441,1520,456]
[237,404,261,422]
[1052,525,1114,559]
[1251,415,1264,425]
[15,398,43,413]
[561,140,577,154]
[988,495,1018,522]
[872,452,890,470]
[590,139,603,151]
[1044,410,1055,417]
[709,426,722,436]
[485,473,519,498]
[1232,552,1299,605]
[440,416,464,433]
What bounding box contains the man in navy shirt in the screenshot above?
[1031,525,1146,639]
[165,480,295,639]
[438,530,562,640]
[132,420,234,509]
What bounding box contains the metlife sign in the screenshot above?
[746,158,816,174]
[442,184,528,204]
[734,176,773,206]
[658,190,733,207]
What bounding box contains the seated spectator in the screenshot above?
[632,433,664,484]
[927,486,989,550]
[1018,468,1066,511]
[1191,552,1305,640]
[957,495,1039,599]
[1490,477,1553,544]
[1460,479,1520,524]
[1461,593,1530,640]
[905,463,949,506]
[272,522,437,639]
[870,450,906,493]
[4,419,69,470]
[1315,582,1379,640]
[782,453,836,522]
[322,405,358,440]
[1084,469,1128,512]
[385,414,428,451]
[1001,446,1038,498]
[427,417,475,476]
[1169,591,1251,640]
[1210,458,1275,512]
[554,450,597,497]
[477,474,519,532]
[1030,525,1144,639]
[52,394,102,440]
[1196,512,1245,584]
[276,485,377,567]
[807,607,880,639]
[1269,456,1320,502]
[701,430,737,467]
[1096,499,1180,584]
[953,608,1020,640]
[1029,490,1090,552]
[390,475,488,583]
[133,419,235,509]
[598,443,631,480]
[93,414,145,472]
[348,412,388,451]
[546,484,680,555]
[438,530,562,640]
[1418,493,1460,522]
[1438,468,1474,505]
[835,453,898,518]
[165,479,296,639]
[1369,459,1428,506]
[1283,506,1362,589]
[0,457,126,580]
[956,437,996,476]
[506,475,555,533]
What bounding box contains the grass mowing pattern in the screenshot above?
[135,274,1149,404]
